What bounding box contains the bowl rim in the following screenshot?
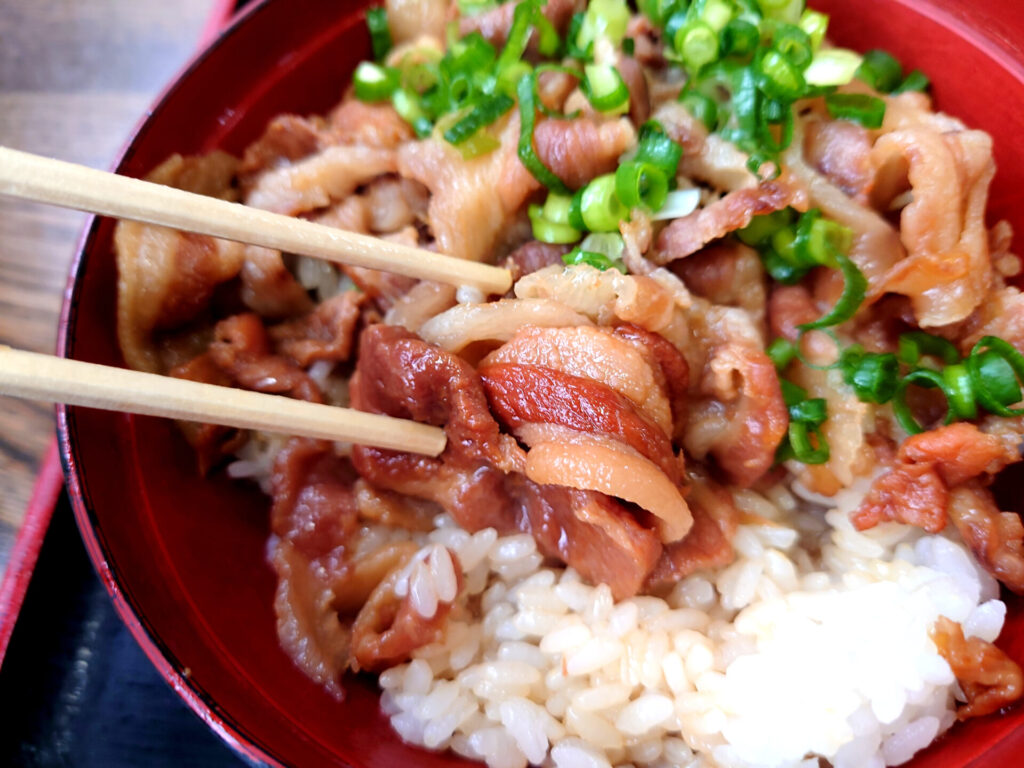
[55,0,286,765]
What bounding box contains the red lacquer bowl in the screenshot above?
[56,0,1024,766]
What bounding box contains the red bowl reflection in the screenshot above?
[56,0,1024,765]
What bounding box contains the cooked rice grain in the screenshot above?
[380,495,1004,768]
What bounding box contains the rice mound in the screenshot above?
[368,483,1004,768]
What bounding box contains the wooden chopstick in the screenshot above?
[0,346,446,457]
[0,146,513,296]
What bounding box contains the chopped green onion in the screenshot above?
[651,188,701,220]
[366,7,393,62]
[623,37,636,56]
[770,24,813,68]
[516,74,571,194]
[967,336,1024,416]
[758,0,803,23]
[563,233,627,272]
[391,89,433,137]
[825,93,886,129]
[615,161,669,211]
[788,421,830,463]
[576,0,631,51]
[568,189,586,230]
[680,91,719,131]
[579,173,628,232]
[840,348,899,404]
[634,121,684,181]
[856,49,903,93]
[434,110,500,158]
[532,11,561,58]
[720,19,759,57]
[792,208,852,267]
[637,0,678,26]
[442,94,514,144]
[797,253,868,331]
[564,12,591,59]
[780,378,808,406]
[582,64,631,113]
[896,332,961,366]
[737,209,796,246]
[896,69,930,93]
[542,192,575,225]
[762,248,809,284]
[563,249,627,272]
[790,397,827,425]
[770,225,798,264]
[971,349,1022,412]
[497,60,534,97]
[799,9,829,51]
[496,0,537,73]
[768,337,798,370]
[803,48,863,86]
[353,62,398,102]
[676,21,720,72]
[700,0,736,32]
[757,49,805,99]
[893,368,955,435]
[578,232,626,260]
[942,362,978,420]
[530,204,584,243]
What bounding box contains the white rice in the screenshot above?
[371,487,1005,768]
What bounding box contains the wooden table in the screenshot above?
[0,0,218,571]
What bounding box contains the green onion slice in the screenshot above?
[896,69,930,94]
[825,93,886,129]
[442,94,514,144]
[787,421,830,463]
[580,173,628,232]
[757,49,805,100]
[768,337,798,370]
[856,49,903,93]
[942,362,978,420]
[576,0,631,51]
[896,332,961,366]
[615,161,669,211]
[563,234,627,272]
[893,368,956,435]
[496,0,537,73]
[841,350,899,404]
[582,64,630,113]
[967,336,1024,416]
[634,121,684,180]
[516,74,571,194]
[790,397,828,425]
[797,253,868,331]
[803,48,863,86]
[720,19,759,57]
[530,204,584,244]
[737,209,796,246]
[799,9,829,51]
[676,21,720,72]
[353,62,398,102]
[366,7,393,62]
[679,90,719,131]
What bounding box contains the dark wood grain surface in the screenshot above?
[0,0,217,571]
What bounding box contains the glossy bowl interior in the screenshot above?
[57,0,1024,765]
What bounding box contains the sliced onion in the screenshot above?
[418,298,593,352]
[525,440,692,542]
[651,189,701,221]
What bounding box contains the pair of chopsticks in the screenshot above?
[0,147,516,457]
